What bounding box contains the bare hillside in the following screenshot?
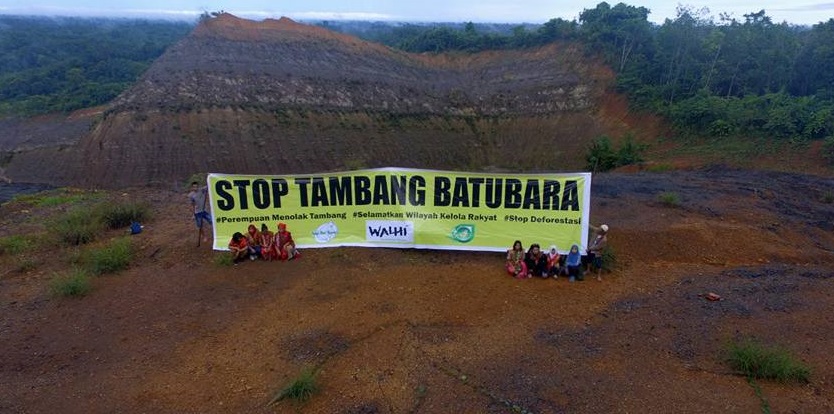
[4,14,635,188]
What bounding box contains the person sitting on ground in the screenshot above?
[586,224,609,281]
[245,224,262,261]
[228,232,248,263]
[566,244,582,282]
[546,245,562,278]
[275,222,298,261]
[259,223,277,261]
[505,240,528,278]
[525,243,548,278]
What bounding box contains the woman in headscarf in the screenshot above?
[546,245,562,278]
[245,224,262,261]
[524,243,548,278]
[274,222,299,261]
[228,232,248,263]
[566,244,583,282]
[259,223,277,261]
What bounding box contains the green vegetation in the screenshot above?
[822,191,834,204]
[727,338,810,383]
[600,246,617,271]
[84,237,133,275]
[213,253,234,267]
[0,16,192,116]
[657,191,681,207]
[0,234,34,255]
[268,368,319,405]
[50,268,92,297]
[823,137,834,165]
[96,201,149,229]
[12,189,94,207]
[585,135,645,172]
[54,208,103,245]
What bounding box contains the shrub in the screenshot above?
[86,237,132,275]
[727,338,810,383]
[50,269,91,297]
[269,368,319,405]
[586,134,646,172]
[657,191,681,207]
[96,201,149,229]
[0,235,34,255]
[645,163,674,172]
[54,208,102,245]
[822,191,834,204]
[16,256,38,272]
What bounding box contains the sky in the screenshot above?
[0,0,832,26]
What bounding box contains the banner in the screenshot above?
[207,168,591,253]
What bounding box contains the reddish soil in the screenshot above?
[2,167,833,413]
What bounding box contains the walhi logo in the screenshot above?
[365,220,414,242]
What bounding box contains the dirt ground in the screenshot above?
[1,167,833,413]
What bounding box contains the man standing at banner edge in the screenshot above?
[205,167,592,254]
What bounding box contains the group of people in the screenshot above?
[505,224,609,282]
[189,182,298,263]
[228,222,299,263]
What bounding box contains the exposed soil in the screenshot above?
[2,167,833,413]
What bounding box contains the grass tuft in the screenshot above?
[821,191,834,204]
[657,191,681,207]
[50,268,92,297]
[85,237,133,275]
[0,235,34,255]
[213,253,234,267]
[269,368,318,405]
[96,201,149,229]
[54,208,102,245]
[727,338,810,383]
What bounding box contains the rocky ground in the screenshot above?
[1,167,833,413]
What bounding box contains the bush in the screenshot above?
[96,201,149,229]
[85,237,132,275]
[269,368,319,405]
[657,191,681,207]
[0,235,34,255]
[585,134,645,172]
[54,208,102,245]
[50,269,91,297]
[727,338,810,383]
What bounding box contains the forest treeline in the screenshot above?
[0,16,191,116]
[326,4,834,147]
[2,4,834,156]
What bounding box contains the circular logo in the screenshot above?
[312,221,339,243]
[450,224,475,243]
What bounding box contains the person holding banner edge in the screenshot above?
[188,181,212,247]
[585,224,609,281]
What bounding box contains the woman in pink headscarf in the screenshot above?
[274,222,299,261]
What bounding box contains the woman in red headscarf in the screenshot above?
[274,222,299,261]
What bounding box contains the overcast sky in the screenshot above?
[0,0,832,25]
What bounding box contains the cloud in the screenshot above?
[771,2,834,11]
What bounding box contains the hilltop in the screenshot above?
[1,14,653,188]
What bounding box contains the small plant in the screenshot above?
[213,253,234,267]
[821,191,834,204]
[50,269,91,297]
[85,237,132,275]
[727,338,810,383]
[96,201,149,229]
[268,368,319,405]
[645,163,674,172]
[822,136,834,165]
[54,208,102,245]
[0,235,34,255]
[657,191,681,207]
[15,256,38,272]
[600,245,617,271]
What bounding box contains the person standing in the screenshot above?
[188,181,212,247]
[586,224,609,281]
